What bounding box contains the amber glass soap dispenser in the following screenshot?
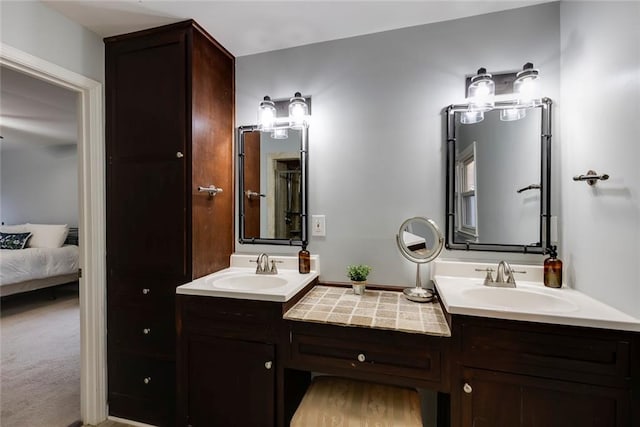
[543,246,562,288]
[298,245,310,274]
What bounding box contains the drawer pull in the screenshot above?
[143,328,151,335]
[264,361,273,370]
[357,353,366,363]
[144,377,151,385]
[463,383,472,394]
[142,288,150,295]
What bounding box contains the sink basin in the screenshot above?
[209,274,288,291]
[460,287,579,313]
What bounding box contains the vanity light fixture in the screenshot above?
[257,95,277,131]
[271,127,289,139]
[500,106,527,122]
[467,67,495,112]
[460,110,484,124]
[513,62,542,107]
[288,92,309,128]
[257,92,310,135]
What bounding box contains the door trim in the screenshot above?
[0,43,107,424]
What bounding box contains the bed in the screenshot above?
[0,225,80,297]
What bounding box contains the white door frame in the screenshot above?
[1,43,107,425]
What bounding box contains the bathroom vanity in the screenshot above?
[176,258,640,427]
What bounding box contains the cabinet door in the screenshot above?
[185,336,275,427]
[461,368,629,427]
[106,30,189,285]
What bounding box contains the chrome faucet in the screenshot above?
[254,253,279,275]
[475,261,525,288]
[495,260,516,287]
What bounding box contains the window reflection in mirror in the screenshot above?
[238,125,308,246]
[445,99,552,253]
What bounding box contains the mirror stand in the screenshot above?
[403,264,433,302]
[396,217,444,303]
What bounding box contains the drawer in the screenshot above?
[178,294,282,342]
[108,304,176,355]
[460,318,632,387]
[289,322,446,389]
[108,278,179,304]
[108,351,175,400]
[108,392,174,427]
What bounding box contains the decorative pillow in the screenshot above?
[25,224,69,248]
[0,232,32,250]
[0,224,28,234]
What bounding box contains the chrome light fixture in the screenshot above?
[513,62,542,107]
[460,110,484,124]
[467,67,495,112]
[288,92,309,128]
[257,95,276,130]
[271,127,289,139]
[500,106,527,122]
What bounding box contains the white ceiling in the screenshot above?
[44,0,551,57]
[1,0,550,151]
[0,66,78,150]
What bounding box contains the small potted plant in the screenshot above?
[346,264,372,295]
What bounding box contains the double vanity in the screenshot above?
[175,256,640,427]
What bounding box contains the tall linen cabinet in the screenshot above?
[105,20,234,426]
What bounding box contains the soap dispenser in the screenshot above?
[543,246,562,288]
[298,245,310,274]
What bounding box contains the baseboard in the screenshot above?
[107,415,157,427]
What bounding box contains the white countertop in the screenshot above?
[432,260,640,332]
[176,254,319,302]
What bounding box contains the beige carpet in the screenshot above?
[1,284,81,426]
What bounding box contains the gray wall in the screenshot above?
[1,144,78,226]
[0,1,104,83]
[560,1,640,317]
[236,3,561,286]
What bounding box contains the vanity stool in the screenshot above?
[290,376,423,426]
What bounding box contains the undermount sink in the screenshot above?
[209,274,289,291]
[460,286,579,313]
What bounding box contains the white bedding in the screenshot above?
[0,245,79,286]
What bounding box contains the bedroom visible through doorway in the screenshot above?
[0,65,82,426]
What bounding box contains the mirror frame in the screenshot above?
[237,124,309,246]
[444,97,553,254]
[396,217,444,264]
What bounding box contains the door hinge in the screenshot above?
[78,268,83,278]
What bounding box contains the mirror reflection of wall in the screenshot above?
[240,127,305,243]
[456,108,541,245]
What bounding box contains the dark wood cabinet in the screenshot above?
[450,315,639,427]
[177,294,294,427]
[105,20,234,426]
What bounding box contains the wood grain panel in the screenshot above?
[243,130,261,238]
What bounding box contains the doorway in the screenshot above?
[0,43,107,424]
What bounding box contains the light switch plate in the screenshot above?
[312,215,326,237]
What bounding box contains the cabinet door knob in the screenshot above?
[176,152,184,158]
[357,353,366,362]
[463,383,472,394]
[143,328,151,335]
[142,288,150,295]
[264,361,273,370]
[144,377,151,384]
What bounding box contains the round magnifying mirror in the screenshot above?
[396,217,444,302]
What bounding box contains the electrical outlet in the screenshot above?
[312,215,326,237]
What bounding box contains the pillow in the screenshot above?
[0,224,28,233]
[25,224,69,248]
[0,232,32,250]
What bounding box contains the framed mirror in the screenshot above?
[444,98,552,253]
[238,124,308,246]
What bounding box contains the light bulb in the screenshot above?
[500,107,527,121]
[258,96,276,131]
[467,68,495,112]
[514,63,542,107]
[288,92,308,128]
[271,127,289,139]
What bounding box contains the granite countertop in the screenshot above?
[283,285,451,337]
